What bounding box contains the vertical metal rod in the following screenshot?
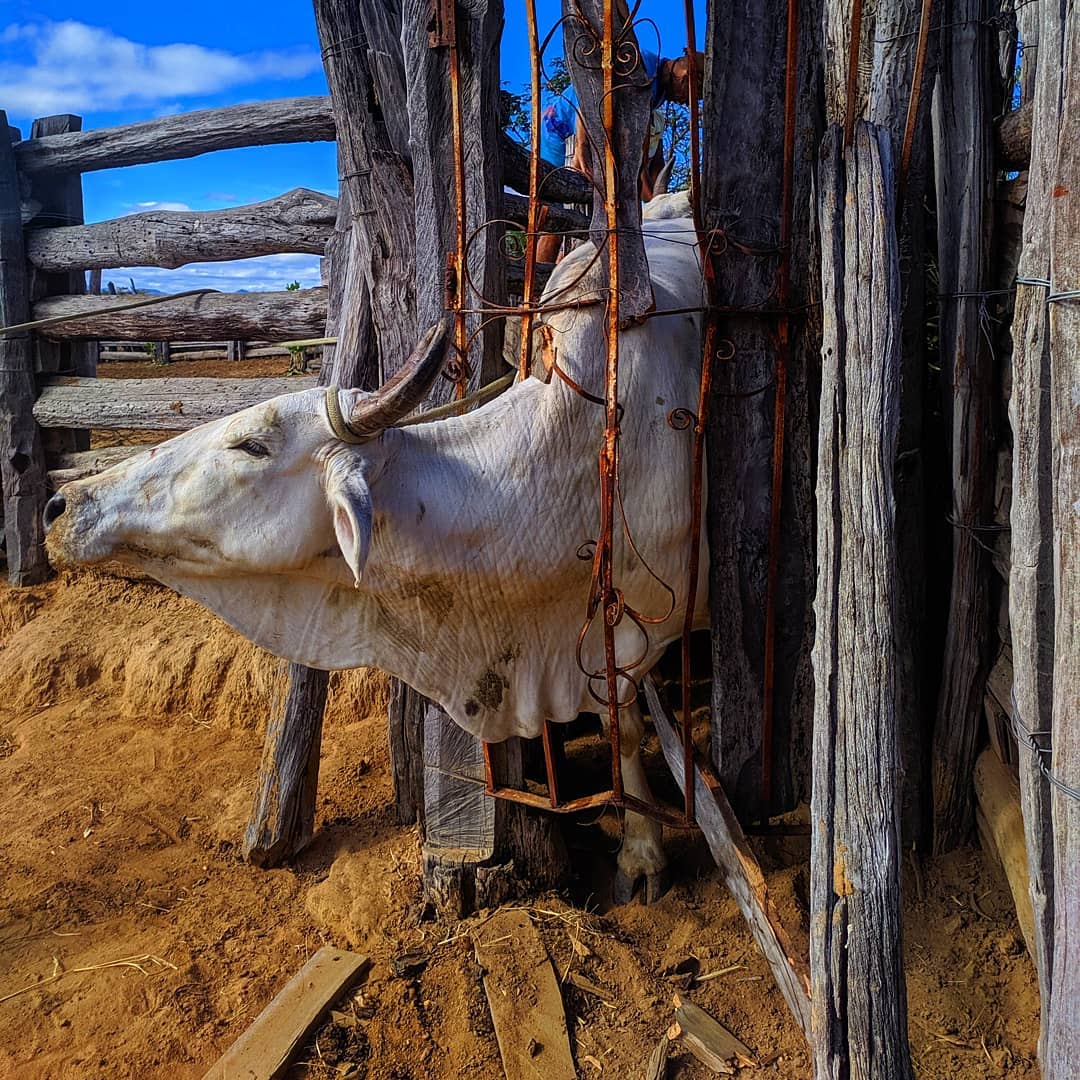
[898,0,934,201]
[762,0,800,808]
[448,16,470,401]
[541,719,562,806]
[600,0,624,801]
[482,739,496,793]
[519,0,543,380]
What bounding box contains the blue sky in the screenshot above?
[1,1,703,293]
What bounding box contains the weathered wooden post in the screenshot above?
[810,119,912,1080]
[0,116,50,586]
[1008,0,1062,1062]
[930,0,996,854]
[1046,6,1079,1073]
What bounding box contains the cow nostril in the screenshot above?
[43,494,67,532]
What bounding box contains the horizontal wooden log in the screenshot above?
[26,188,575,276]
[34,375,315,431]
[32,288,328,341]
[500,132,593,204]
[48,444,146,486]
[26,188,337,272]
[996,98,1033,168]
[500,192,589,235]
[15,97,336,176]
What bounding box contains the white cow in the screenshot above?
[45,205,707,903]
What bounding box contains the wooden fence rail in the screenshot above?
[14,96,337,175]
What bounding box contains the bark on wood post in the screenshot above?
[1046,8,1080,1072]
[930,0,996,854]
[869,0,939,845]
[241,2,387,868]
[1007,0,1062,1058]
[0,115,50,586]
[810,122,912,1080]
[702,0,817,817]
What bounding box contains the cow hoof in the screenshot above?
[644,867,672,905]
[611,867,671,906]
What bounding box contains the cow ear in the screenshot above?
[325,463,372,587]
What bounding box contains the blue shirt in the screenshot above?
[539,49,663,167]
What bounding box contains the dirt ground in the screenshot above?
[0,357,1040,1077]
[0,570,1041,1079]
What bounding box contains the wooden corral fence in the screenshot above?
[1,1,1078,1076]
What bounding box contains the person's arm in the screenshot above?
[571,110,593,180]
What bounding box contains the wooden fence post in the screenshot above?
[1008,0,1063,1061]
[1046,6,1080,1073]
[930,0,996,854]
[0,115,50,586]
[810,121,912,1080]
[702,0,818,818]
[26,114,95,457]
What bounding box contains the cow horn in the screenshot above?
[348,318,452,436]
[652,156,675,197]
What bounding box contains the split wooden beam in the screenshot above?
[642,676,812,1039]
[811,121,911,1080]
[930,0,996,855]
[34,375,315,431]
[203,947,369,1080]
[31,287,328,342]
[0,115,50,585]
[996,98,1033,168]
[14,96,337,175]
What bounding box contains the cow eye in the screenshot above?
[232,439,270,458]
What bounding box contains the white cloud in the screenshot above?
[124,200,193,214]
[0,20,322,118]
[103,252,323,295]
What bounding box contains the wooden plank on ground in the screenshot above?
[671,991,754,1072]
[471,909,576,1080]
[642,676,812,1040]
[973,749,1036,959]
[34,375,316,430]
[203,946,369,1080]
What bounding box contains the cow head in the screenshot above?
[44,321,451,589]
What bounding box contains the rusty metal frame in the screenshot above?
[429,0,803,831]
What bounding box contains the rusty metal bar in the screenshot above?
[446,6,470,402]
[518,0,543,380]
[482,738,496,793]
[844,0,864,148]
[899,0,934,200]
[598,0,625,803]
[541,719,562,806]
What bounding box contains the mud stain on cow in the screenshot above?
[472,668,509,711]
[397,575,454,620]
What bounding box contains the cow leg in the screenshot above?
[605,699,670,905]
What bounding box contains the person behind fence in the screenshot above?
[535,48,705,264]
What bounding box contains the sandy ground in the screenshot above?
[0,570,1040,1079]
[0,359,1040,1077]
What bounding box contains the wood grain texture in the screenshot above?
[34,375,315,431]
[930,0,996,854]
[643,677,812,1039]
[500,130,593,204]
[996,98,1033,167]
[32,288,328,341]
[203,947,369,1080]
[1046,6,1080,1073]
[1007,1,1062,1059]
[702,0,817,817]
[811,122,912,1080]
[0,114,50,585]
[472,910,576,1080]
[47,444,144,486]
[14,96,336,175]
[26,188,337,272]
